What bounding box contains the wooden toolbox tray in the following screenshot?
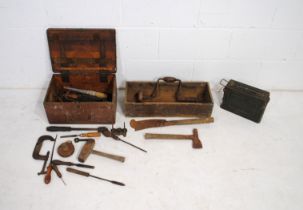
[44,28,117,124]
[125,77,214,117]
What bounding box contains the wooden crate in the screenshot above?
[125,77,214,117]
[44,28,117,124]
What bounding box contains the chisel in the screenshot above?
[66,167,125,186]
[52,160,95,169]
[60,132,101,138]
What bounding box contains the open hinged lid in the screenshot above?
[47,28,116,73]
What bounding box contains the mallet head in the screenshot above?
[78,139,95,162]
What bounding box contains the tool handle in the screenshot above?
[168,117,214,126]
[144,133,190,140]
[47,126,72,132]
[52,164,62,178]
[95,92,107,99]
[130,119,166,131]
[66,167,90,177]
[52,160,95,169]
[80,132,101,138]
[44,165,52,184]
[91,150,125,162]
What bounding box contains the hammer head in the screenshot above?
[192,129,202,149]
[78,139,95,162]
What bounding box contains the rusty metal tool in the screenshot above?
[44,135,57,184]
[144,129,202,149]
[32,135,55,175]
[64,86,107,99]
[130,117,214,131]
[99,127,147,153]
[57,141,75,158]
[61,132,101,138]
[52,163,66,185]
[52,160,94,169]
[66,167,125,186]
[111,123,127,137]
[78,139,125,163]
[74,138,95,143]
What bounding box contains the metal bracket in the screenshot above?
[99,72,108,83]
[61,71,70,83]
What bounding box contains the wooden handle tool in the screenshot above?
[144,129,202,149]
[61,132,101,138]
[130,117,214,131]
[66,167,125,186]
[78,139,125,163]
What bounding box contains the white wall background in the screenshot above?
[0,0,303,90]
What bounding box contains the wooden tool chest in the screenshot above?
[124,77,214,117]
[221,80,270,123]
[44,28,117,124]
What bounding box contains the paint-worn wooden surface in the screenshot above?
[44,28,117,124]
[125,81,213,117]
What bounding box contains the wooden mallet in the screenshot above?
[78,139,125,163]
[144,129,202,149]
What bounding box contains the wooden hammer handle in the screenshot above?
[91,150,125,163]
[144,133,191,140]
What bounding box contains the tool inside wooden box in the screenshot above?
[126,81,212,103]
[45,73,114,102]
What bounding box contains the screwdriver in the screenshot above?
[44,135,57,184]
[52,160,95,169]
[66,167,125,186]
[52,163,66,185]
[60,132,101,138]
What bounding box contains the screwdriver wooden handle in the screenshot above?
[79,132,101,138]
[66,167,89,177]
[52,164,62,178]
[144,133,190,140]
[44,165,52,184]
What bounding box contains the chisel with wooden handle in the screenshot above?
[52,160,95,169]
[130,117,214,131]
[60,132,101,138]
[66,167,125,186]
